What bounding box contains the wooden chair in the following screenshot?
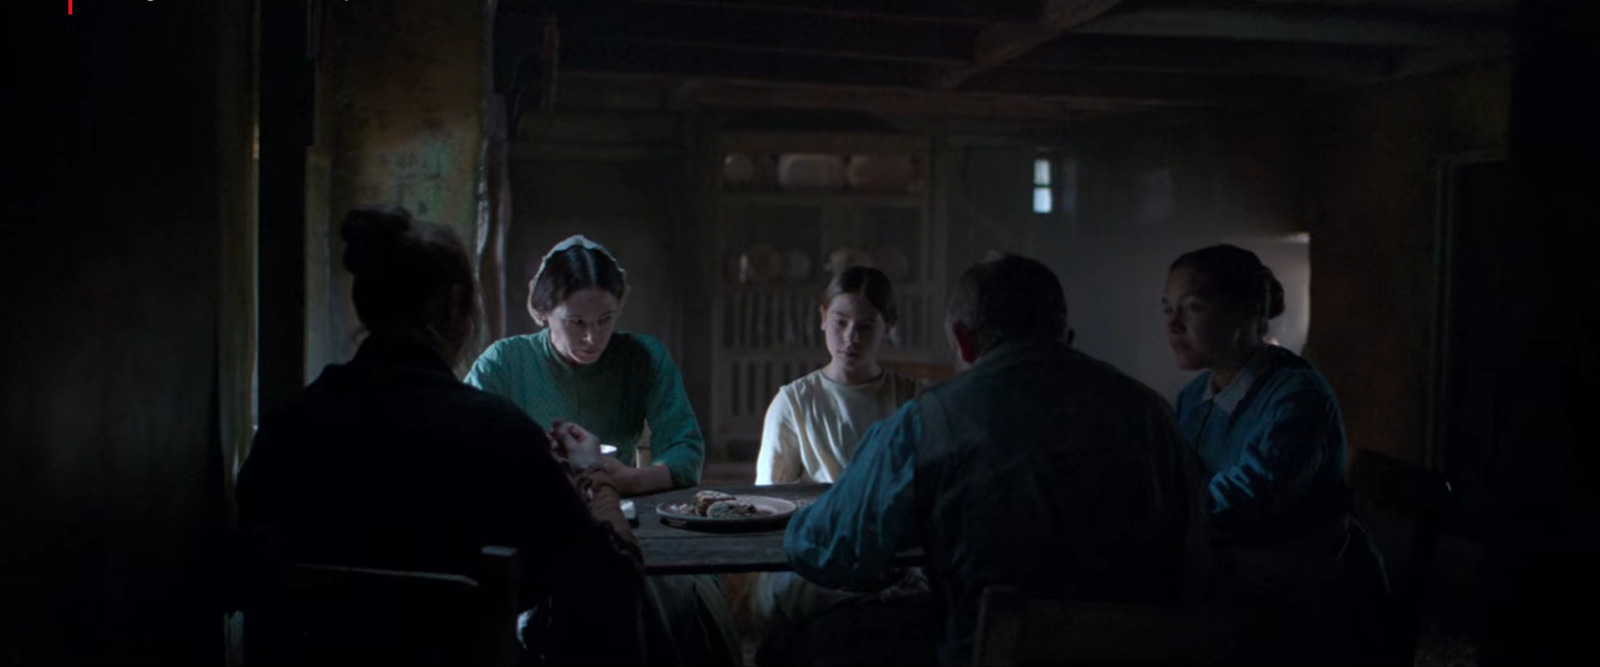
[1345,448,1451,666]
[972,587,1237,666]
[240,532,523,666]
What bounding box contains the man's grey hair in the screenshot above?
[946,252,1069,357]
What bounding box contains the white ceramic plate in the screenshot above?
[657,495,799,532]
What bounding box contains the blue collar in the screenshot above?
[1202,345,1280,414]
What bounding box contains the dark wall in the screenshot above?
[506,154,687,349]
[1303,62,1511,465]
[944,107,1307,402]
[306,0,492,377]
[4,2,254,663]
[1479,1,1600,662]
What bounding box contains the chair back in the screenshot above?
[1346,447,1451,664]
[240,530,521,666]
[973,586,1236,666]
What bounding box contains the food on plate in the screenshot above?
[691,490,736,515]
[705,500,759,519]
[667,490,765,519]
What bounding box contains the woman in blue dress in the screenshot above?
[1162,244,1387,663]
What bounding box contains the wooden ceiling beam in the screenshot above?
[688,84,1103,121]
[1214,0,1512,14]
[559,39,1308,107]
[559,40,927,88]
[1389,45,1511,78]
[928,0,1126,90]
[558,71,1136,120]
[963,68,1308,106]
[1013,35,1396,81]
[550,2,976,63]
[1071,2,1511,48]
[507,0,1049,25]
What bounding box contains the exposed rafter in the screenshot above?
[495,0,1515,119]
[558,36,1310,109]
[927,0,1126,90]
[1072,2,1511,48]
[559,71,1132,120]
[1013,35,1396,81]
[964,68,1307,106]
[559,40,928,88]
[1220,0,1512,13]
[507,0,1049,25]
[552,1,977,64]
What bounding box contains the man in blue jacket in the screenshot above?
[784,252,1205,666]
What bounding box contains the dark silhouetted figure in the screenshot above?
[237,206,644,664]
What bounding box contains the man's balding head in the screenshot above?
[946,253,1069,363]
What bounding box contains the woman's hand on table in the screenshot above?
[599,458,675,497]
[547,420,675,496]
[550,419,604,469]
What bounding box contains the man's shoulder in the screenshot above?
[454,383,543,426]
[1069,353,1174,413]
[257,371,544,455]
[949,346,1171,415]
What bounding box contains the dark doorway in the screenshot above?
[1432,154,1509,512]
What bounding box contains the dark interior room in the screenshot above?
[5,0,1597,665]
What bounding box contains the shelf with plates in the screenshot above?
[717,283,944,352]
[708,131,941,455]
[719,192,926,209]
[716,205,927,291]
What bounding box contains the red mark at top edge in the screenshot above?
[69,0,73,15]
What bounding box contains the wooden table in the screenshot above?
[631,483,921,575]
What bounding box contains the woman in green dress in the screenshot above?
[467,235,739,665]
[467,235,699,495]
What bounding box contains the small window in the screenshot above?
[1033,158,1053,214]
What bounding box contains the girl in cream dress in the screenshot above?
[747,266,928,655]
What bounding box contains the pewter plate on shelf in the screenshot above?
[825,247,874,275]
[740,245,782,283]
